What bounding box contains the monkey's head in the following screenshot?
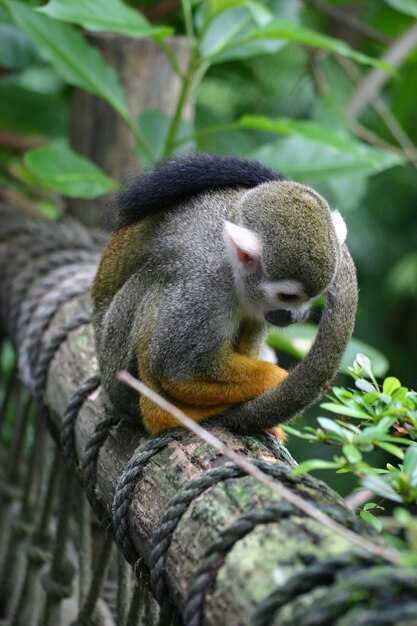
[224,180,347,327]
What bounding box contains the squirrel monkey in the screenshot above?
[92,154,357,440]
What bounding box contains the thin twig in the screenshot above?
[346,21,417,118]
[336,55,417,166]
[373,98,417,160]
[349,119,417,161]
[345,489,374,511]
[118,371,401,566]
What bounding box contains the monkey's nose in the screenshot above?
[264,309,293,327]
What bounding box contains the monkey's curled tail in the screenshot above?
[216,245,358,433]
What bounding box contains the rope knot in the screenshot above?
[41,560,75,599]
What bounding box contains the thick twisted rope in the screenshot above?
[60,371,102,471]
[182,473,366,626]
[112,430,187,565]
[253,556,417,626]
[82,412,122,520]
[0,207,104,247]
[13,254,96,343]
[253,552,373,626]
[150,460,291,603]
[2,239,94,316]
[184,501,296,626]
[32,313,92,405]
[20,272,94,388]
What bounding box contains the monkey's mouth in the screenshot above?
[264,303,310,327]
[264,309,293,327]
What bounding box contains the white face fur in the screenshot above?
[223,210,347,320]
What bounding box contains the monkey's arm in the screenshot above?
[211,245,358,433]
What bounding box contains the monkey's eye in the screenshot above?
[278,293,299,303]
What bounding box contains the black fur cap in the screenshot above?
[116,153,285,228]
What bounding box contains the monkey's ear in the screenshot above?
[332,210,347,245]
[224,221,262,272]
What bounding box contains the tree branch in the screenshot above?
[345,21,417,118]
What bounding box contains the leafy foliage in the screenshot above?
[285,354,417,537]
[4,1,133,126]
[39,0,171,39]
[24,141,120,198]
[0,0,404,198]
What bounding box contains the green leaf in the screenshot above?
[343,341,389,379]
[24,142,120,198]
[4,1,132,126]
[332,387,354,402]
[385,0,417,18]
[392,386,410,401]
[291,459,340,476]
[338,421,361,435]
[240,115,380,155]
[378,416,397,431]
[0,85,68,137]
[0,23,38,68]
[200,7,256,59]
[355,379,377,393]
[281,424,317,440]
[361,474,403,502]
[202,14,391,68]
[250,137,402,181]
[381,436,417,446]
[245,19,391,70]
[199,2,296,63]
[209,0,245,15]
[376,442,405,460]
[359,509,382,533]
[243,117,403,181]
[403,446,417,480]
[383,377,402,396]
[320,403,370,419]
[317,417,351,440]
[245,0,274,27]
[39,0,171,39]
[354,353,377,380]
[363,502,384,511]
[363,392,381,404]
[343,444,363,464]
[357,425,388,445]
